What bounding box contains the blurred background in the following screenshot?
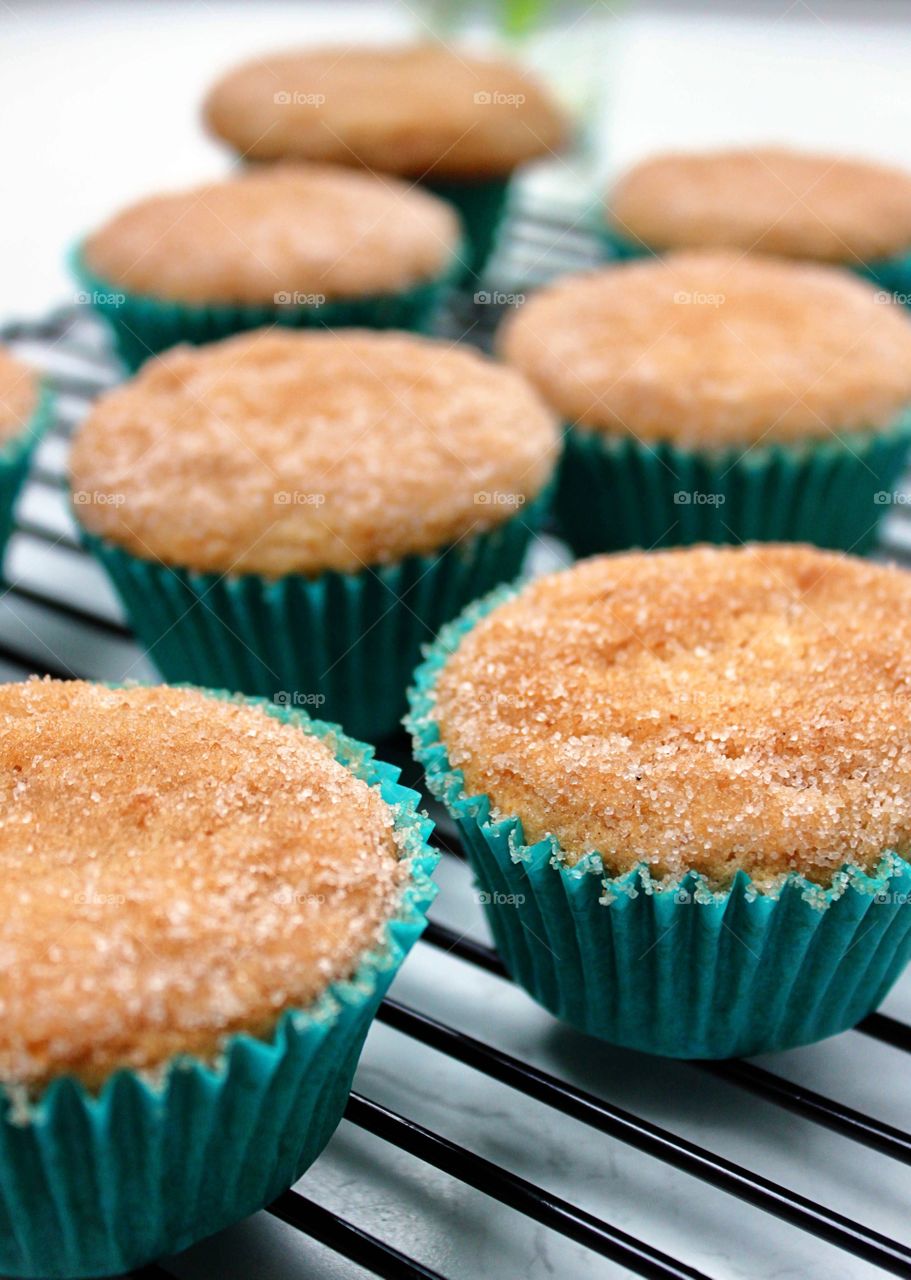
[4,0,911,317]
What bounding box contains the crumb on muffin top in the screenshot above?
[499,252,911,447]
[0,347,37,441]
[69,328,559,577]
[429,544,911,888]
[203,42,567,178]
[81,164,461,304]
[607,146,911,263]
[0,679,407,1088]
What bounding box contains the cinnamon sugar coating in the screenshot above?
[203,43,566,178]
[431,545,911,887]
[82,165,459,304]
[499,252,911,447]
[609,147,911,263]
[0,347,37,441]
[0,680,407,1088]
[69,329,559,577]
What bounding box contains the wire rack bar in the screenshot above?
[345,1092,712,1280]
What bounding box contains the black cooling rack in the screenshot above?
[3,190,911,1280]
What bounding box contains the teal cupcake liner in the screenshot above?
[422,175,511,278]
[555,414,911,556]
[859,253,911,305]
[599,226,657,262]
[0,386,53,579]
[80,489,548,742]
[0,688,438,1278]
[70,246,461,371]
[407,587,911,1059]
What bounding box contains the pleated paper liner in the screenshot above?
[422,175,511,279]
[79,489,549,742]
[407,587,911,1060]
[0,690,438,1278]
[0,385,53,579]
[555,415,911,556]
[70,246,463,370]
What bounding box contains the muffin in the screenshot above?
[73,164,461,368]
[0,347,51,573]
[409,544,911,1058]
[0,677,436,1277]
[500,251,911,555]
[605,146,911,297]
[203,42,568,277]
[69,328,559,740]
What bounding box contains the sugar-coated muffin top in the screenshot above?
[203,42,567,178]
[430,544,911,888]
[499,252,911,446]
[608,147,911,263]
[69,329,559,577]
[0,347,37,441]
[82,164,460,304]
[0,680,407,1088]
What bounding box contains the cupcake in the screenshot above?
[0,347,51,574]
[0,677,436,1277]
[604,146,911,297]
[69,328,558,740]
[408,543,911,1059]
[203,43,568,277]
[499,251,911,555]
[74,164,461,369]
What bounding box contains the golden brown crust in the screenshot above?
[69,329,559,577]
[203,43,567,177]
[0,347,37,441]
[82,165,459,304]
[608,147,911,263]
[432,544,911,888]
[499,252,911,446]
[0,679,406,1088]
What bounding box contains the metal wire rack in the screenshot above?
[3,191,911,1280]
